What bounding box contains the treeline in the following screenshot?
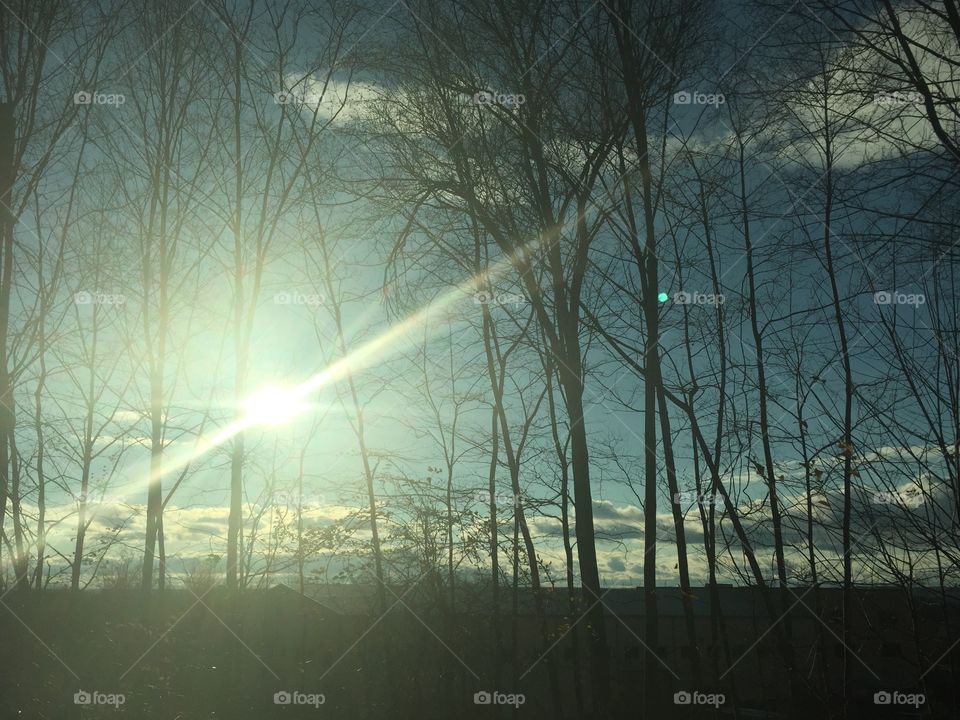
[0,0,958,715]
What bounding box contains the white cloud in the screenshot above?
[281,74,383,124]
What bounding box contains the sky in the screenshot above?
[5,0,957,592]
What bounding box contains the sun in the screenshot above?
[242,385,309,426]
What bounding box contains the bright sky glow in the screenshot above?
[242,385,311,426]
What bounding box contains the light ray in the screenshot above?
[139,240,538,487]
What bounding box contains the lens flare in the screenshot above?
[138,228,544,487]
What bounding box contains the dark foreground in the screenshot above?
[0,587,952,719]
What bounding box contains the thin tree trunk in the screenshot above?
[738,139,796,694]
[0,103,15,584]
[819,95,854,716]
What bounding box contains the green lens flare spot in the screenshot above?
[657,292,669,303]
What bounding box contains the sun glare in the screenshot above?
[242,385,309,426]
[147,257,511,483]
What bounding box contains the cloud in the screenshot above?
[282,74,383,124]
[777,6,956,170]
[607,557,626,572]
[592,499,644,522]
